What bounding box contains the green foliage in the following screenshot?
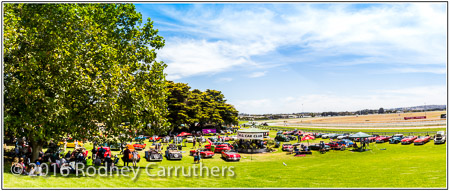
[4,3,168,158]
[166,82,239,129]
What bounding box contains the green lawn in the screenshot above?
[4,133,446,188]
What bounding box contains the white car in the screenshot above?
[186,136,194,143]
[434,131,446,144]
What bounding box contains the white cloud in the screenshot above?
[232,85,447,114]
[248,71,267,78]
[390,67,447,74]
[156,3,446,79]
[216,77,233,82]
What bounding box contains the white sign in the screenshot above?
[237,132,264,140]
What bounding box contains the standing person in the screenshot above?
[123,147,130,167]
[211,144,215,153]
[92,145,97,159]
[193,138,196,149]
[132,150,138,167]
[298,134,301,143]
[86,156,93,166]
[63,139,67,153]
[193,151,198,163]
[196,150,201,164]
[74,140,79,149]
[362,139,366,150]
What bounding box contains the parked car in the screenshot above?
[287,135,297,141]
[329,134,340,139]
[186,136,194,143]
[161,136,171,143]
[205,143,232,153]
[109,142,122,151]
[434,131,446,144]
[375,136,391,143]
[208,137,218,142]
[221,151,241,161]
[149,136,161,142]
[283,130,297,135]
[165,145,182,160]
[196,137,206,143]
[308,144,330,151]
[336,134,349,140]
[145,149,163,162]
[96,146,112,159]
[414,136,431,145]
[389,134,403,144]
[228,136,237,141]
[314,133,324,138]
[148,142,162,150]
[190,148,215,158]
[135,135,146,141]
[368,136,378,143]
[223,136,231,142]
[401,136,418,145]
[282,144,293,151]
[275,135,290,142]
[133,142,146,150]
[322,133,337,139]
[58,138,83,148]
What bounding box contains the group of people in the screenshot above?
[191,136,203,148]
[192,150,201,163]
[121,146,139,167]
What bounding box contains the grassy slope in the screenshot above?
[4,131,447,188]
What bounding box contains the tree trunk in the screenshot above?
[30,140,43,162]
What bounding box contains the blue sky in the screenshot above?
[135,3,447,114]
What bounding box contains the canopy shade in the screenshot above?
[237,128,269,133]
[349,132,371,138]
[237,128,269,140]
[177,132,192,137]
[302,135,315,141]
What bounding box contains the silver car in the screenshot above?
[434,131,446,144]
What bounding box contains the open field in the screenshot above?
[262,126,446,136]
[259,111,447,129]
[3,129,447,188]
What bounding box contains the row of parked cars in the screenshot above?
[274,130,446,146]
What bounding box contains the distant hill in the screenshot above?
[387,105,446,111]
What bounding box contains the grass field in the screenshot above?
[274,111,446,124]
[3,129,447,188]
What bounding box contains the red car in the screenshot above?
[414,136,431,145]
[368,136,378,143]
[282,144,293,151]
[149,137,160,142]
[205,142,232,153]
[133,142,147,150]
[375,136,391,143]
[401,136,418,145]
[221,151,241,161]
[96,147,112,158]
[190,148,215,158]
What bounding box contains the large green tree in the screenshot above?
[4,3,169,161]
[165,82,238,130]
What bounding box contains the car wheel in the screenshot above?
[381,140,384,143]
